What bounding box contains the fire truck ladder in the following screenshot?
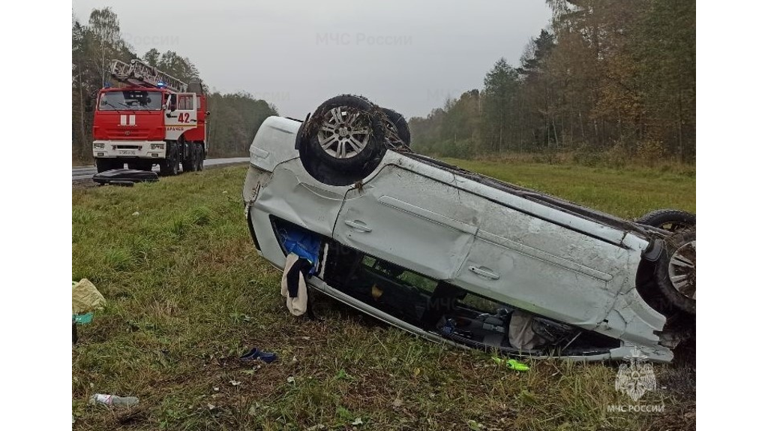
[109,58,188,93]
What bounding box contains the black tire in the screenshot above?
[182,159,194,173]
[382,107,411,147]
[160,142,180,176]
[299,95,386,173]
[654,229,696,314]
[636,209,695,232]
[128,161,153,171]
[95,158,120,173]
[182,140,194,172]
[197,145,205,171]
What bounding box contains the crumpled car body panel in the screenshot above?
[243,116,674,363]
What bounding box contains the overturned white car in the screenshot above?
[243,95,695,363]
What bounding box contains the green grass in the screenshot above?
[72,163,695,430]
[442,158,695,219]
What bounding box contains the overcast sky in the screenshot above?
[72,0,552,119]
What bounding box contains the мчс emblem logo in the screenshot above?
[615,347,657,401]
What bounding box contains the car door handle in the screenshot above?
[344,219,372,233]
[469,265,500,280]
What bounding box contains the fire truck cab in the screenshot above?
[92,59,208,176]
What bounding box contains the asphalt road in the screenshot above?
[72,157,250,181]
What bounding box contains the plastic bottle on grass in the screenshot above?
[89,394,139,407]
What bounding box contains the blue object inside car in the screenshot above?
[278,225,321,274]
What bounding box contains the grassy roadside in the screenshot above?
[443,158,695,218]
[72,163,695,430]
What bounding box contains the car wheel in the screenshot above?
[654,228,696,314]
[382,107,411,148]
[636,209,695,232]
[300,95,386,173]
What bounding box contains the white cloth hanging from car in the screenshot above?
[508,310,546,350]
[281,253,310,316]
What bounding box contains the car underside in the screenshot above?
[274,217,627,357]
[243,95,696,363]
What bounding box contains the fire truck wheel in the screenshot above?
[168,159,180,175]
[182,159,194,173]
[128,161,153,171]
[181,141,193,172]
[196,144,204,171]
[160,143,180,176]
[96,159,116,173]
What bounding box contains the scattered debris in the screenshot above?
[352,418,363,426]
[492,356,530,371]
[72,279,105,344]
[92,168,158,186]
[239,347,278,363]
[287,376,296,384]
[72,279,106,316]
[229,380,241,386]
[89,394,139,407]
[132,211,140,216]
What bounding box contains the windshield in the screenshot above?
[99,90,162,111]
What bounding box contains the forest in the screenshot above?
[72,8,277,162]
[408,0,695,165]
[73,1,695,166]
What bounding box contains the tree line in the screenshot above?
[72,7,277,162]
[409,0,695,164]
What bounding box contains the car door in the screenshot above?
[164,93,198,141]
[454,199,629,328]
[332,164,484,282]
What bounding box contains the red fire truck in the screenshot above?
[92,59,208,175]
